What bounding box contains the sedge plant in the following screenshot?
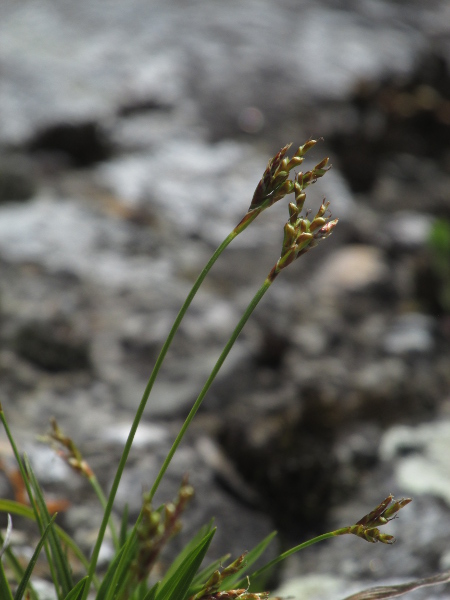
[1,140,447,600]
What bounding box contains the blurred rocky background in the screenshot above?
[1,0,450,598]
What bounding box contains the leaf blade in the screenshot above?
[155,528,215,600]
[14,514,57,600]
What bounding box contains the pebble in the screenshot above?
[314,245,389,293]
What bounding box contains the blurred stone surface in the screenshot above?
[1,0,450,596]
[381,421,450,506]
[0,0,433,146]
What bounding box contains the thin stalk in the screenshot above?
[88,474,119,550]
[82,231,237,599]
[148,276,273,502]
[102,275,273,596]
[245,528,351,584]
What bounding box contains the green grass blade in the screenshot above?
[0,517,38,600]
[14,514,57,600]
[0,555,14,600]
[62,577,89,600]
[0,500,94,585]
[0,409,42,526]
[104,533,138,600]
[119,504,129,548]
[96,532,138,600]
[2,546,33,600]
[0,407,62,597]
[0,501,35,520]
[0,513,23,600]
[141,582,159,600]
[24,455,74,598]
[95,545,127,600]
[242,530,339,590]
[155,529,215,600]
[221,531,277,590]
[161,520,214,585]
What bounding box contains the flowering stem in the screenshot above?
[245,495,411,586]
[148,276,274,503]
[245,530,343,585]
[82,141,329,598]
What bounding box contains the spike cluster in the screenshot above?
[337,495,412,544]
[189,554,249,600]
[132,476,194,582]
[43,417,94,479]
[234,140,330,235]
[267,170,338,282]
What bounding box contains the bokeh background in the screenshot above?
[1,1,450,598]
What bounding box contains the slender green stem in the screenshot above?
[108,276,273,588]
[88,474,119,550]
[246,528,349,584]
[82,231,237,600]
[148,277,273,502]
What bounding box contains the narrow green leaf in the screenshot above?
[0,499,93,582]
[142,582,159,600]
[24,455,74,597]
[0,410,48,592]
[96,532,137,600]
[95,544,127,600]
[136,579,148,600]
[0,556,14,600]
[162,520,214,585]
[0,534,39,600]
[62,578,89,600]
[0,501,36,520]
[222,531,277,590]
[14,514,57,600]
[119,504,129,548]
[156,529,215,600]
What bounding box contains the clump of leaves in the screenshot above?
[1,141,447,600]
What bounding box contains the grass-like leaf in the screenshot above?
[223,531,277,590]
[0,533,38,600]
[95,536,136,600]
[103,530,139,600]
[0,552,14,600]
[62,577,89,600]
[14,514,57,600]
[158,520,215,587]
[95,547,126,600]
[119,504,129,548]
[142,582,159,600]
[24,455,74,598]
[155,528,215,600]
[0,500,91,577]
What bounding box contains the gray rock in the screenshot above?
[0,0,431,145]
[313,245,390,294]
[380,421,450,506]
[383,313,435,355]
